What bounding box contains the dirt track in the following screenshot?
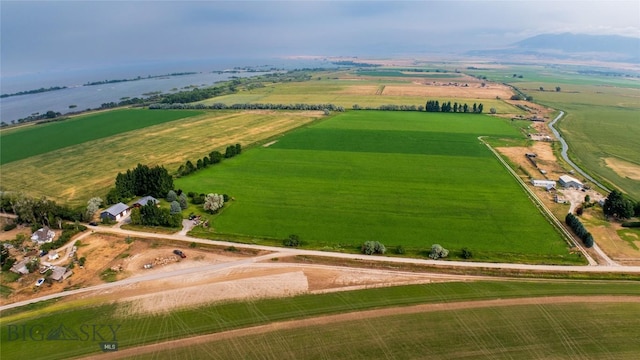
[80,295,640,360]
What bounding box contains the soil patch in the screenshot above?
[604,157,640,180]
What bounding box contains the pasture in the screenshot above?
[199,73,519,113]
[467,64,640,200]
[2,280,639,359]
[0,109,202,165]
[176,111,579,264]
[0,110,324,205]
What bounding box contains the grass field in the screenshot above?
[199,75,522,114]
[466,65,640,200]
[2,280,639,359]
[176,111,579,264]
[0,110,324,205]
[135,303,640,360]
[0,109,202,165]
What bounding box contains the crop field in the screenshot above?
[0,109,202,165]
[354,69,462,78]
[2,280,639,359]
[466,65,640,200]
[200,75,521,113]
[0,110,323,205]
[176,111,579,264]
[519,82,640,200]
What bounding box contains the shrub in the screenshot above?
[428,244,449,260]
[283,234,300,247]
[461,247,473,259]
[394,245,405,255]
[3,223,17,231]
[189,242,197,248]
[361,241,385,255]
[622,222,640,228]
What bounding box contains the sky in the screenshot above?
[1,0,639,77]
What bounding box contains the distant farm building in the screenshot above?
[10,257,31,275]
[559,175,583,189]
[100,203,130,221]
[133,196,159,208]
[531,179,556,189]
[31,226,55,244]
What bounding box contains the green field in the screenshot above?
[176,111,578,263]
[2,280,639,359]
[466,65,640,200]
[355,70,462,78]
[0,109,202,165]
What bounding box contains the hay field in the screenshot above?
[176,111,578,264]
[200,75,521,114]
[0,110,323,205]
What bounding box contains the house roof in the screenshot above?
[135,196,159,207]
[31,227,54,241]
[102,202,129,216]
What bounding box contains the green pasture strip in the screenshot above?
[0,109,202,165]
[135,303,640,360]
[355,70,462,78]
[177,111,575,263]
[2,280,639,359]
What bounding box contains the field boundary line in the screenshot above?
[478,136,596,265]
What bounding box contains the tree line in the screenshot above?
[425,100,483,113]
[565,213,594,248]
[176,144,241,178]
[150,102,346,112]
[106,164,174,205]
[130,202,182,228]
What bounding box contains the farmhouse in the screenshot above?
[559,175,583,189]
[531,179,556,189]
[50,265,72,282]
[10,257,32,275]
[133,196,159,208]
[100,202,130,221]
[31,226,55,244]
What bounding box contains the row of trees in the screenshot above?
[150,102,346,112]
[425,100,483,113]
[565,213,594,248]
[176,144,241,178]
[0,192,85,225]
[106,164,174,205]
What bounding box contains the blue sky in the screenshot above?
[1,0,639,76]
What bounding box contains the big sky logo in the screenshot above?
[5,323,121,351]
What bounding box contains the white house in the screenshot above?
[100,203,130,221]
[559,175,583,189]
[31,226,55,244]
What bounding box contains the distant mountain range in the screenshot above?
[467,33,640,63]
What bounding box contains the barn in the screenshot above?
[133,196,159,208]
[559,175,583,189]
[100,202,130,221]
[531,179,556,189]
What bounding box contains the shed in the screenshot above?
[559,175,583,189]
[10,258,31,275]
[100,203,130,221]
[133,196,159,208]
[50,266,67,282]
[531,179,556,188]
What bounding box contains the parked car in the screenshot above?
[35,278,45,287]
[89,222,98,226]
[39,250,47,257]
[173,249,186,258]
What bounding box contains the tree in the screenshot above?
[472,103,477,113]
[178,193,188,210]
[539,87,544,91]
[603,190,634,219]
[490,108,497,114]
[170,201,182,215]
[166,190,177,202]
[235,143,242,155]
[85,197,102,221]
[203,193,224,213]
[361,241,386,255]
[555,86,561,92]
[461,248,473,259]
[283,234,300,247]
[428,244,449,259]
[477,103,483,113]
